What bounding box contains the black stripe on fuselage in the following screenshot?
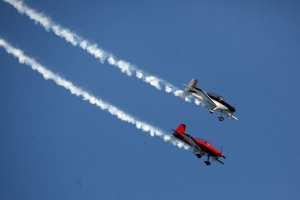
[208,95,236,112]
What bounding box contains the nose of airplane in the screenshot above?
[222,156,226,159]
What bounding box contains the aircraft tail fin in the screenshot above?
[185,78,198,92]
[173,124,186,136]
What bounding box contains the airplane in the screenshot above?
[172,124,226,166]
[184,78,238,121]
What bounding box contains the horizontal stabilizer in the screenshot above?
[230,115,238,120]
[215,159,224,165]
[185,78,198,92]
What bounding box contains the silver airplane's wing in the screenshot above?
[184,79,216,108]
[187,85,217,108]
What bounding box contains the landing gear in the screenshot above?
[195,154,202,158]
[204,156,211,166]
[204,161,211,166]
[210,107,217,114]
[218,111,224,121]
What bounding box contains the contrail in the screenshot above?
[0,38,189,150]
[3,0,201,105]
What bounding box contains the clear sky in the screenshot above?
[1,0,300,199]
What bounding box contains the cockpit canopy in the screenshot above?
[196,138,211,145]
[208,93,224,101]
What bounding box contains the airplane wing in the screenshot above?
[174,132,204,152]
[189,86,217,108]
[180,134,200,150]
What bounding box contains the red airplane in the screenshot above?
[172,124,226,165]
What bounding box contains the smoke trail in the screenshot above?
[4,0,200,105]
[0,38,189,150]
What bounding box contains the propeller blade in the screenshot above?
[234,100,238,108]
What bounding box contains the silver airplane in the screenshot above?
[184,78,238,121]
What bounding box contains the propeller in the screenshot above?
[220,146,226,159]
[234,100,239,108]
[227,100,238,119]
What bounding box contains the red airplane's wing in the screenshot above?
[172,124,195,147]
[172,125,201,151]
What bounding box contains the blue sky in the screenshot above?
[0,0,300,199]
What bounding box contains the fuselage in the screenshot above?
[207,93,236,113]
[193,138,223,158]
[172,124,226,165]
[191,87,235,113]
[173,132,223,158]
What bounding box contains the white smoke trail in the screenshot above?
[4,0,197,104]
[0,38,190,150]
